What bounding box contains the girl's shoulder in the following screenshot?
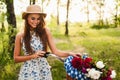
[16,31,24,40]
[44,27,51,34]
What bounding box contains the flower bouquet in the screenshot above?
[64,54,116,80]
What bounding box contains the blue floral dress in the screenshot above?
[18,33,52,80]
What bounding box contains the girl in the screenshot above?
[14,5,80,80]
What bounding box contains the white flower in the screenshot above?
[88,68,102,79]
[110,70,116,78]
[85,73,90,77]
[86,68,90,71]
[96,61,105,69]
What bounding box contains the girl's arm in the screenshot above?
[45,28,80,57]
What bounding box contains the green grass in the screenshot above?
[0,22,120,80]
[47,56,66,80]
[49,25,120,80]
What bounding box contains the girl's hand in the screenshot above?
[31,50,46,59]
[69,52,82,58]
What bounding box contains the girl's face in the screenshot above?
[27,13,40,29]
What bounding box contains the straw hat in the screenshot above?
[22,5,47,19]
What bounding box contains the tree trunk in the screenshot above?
[65,0,70,36]
[114,0,119,27]
[57,0,60,26]
[5,0,16,58]
[0,12,5,32]
[1,22,5,32]
[98,0,105,26]
[5,0,16,28]
[30,0,32,5]
[86,0,90,23]
[33,0,35,4]
[30,0,36,5]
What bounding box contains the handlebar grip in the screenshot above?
[43,52,50,58]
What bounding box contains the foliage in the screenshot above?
[0,22,120,80]
[52,24,120,80]
[7,26,17,58]
[0,25,18,80]
[90,24,110,29]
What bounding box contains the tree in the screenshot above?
[86,0,90,23]
[92,0,105,25]
[5,0,16,28]
[5,0,16,58]
[65,0,70,36]
[57,0,60,26]
[82,0,91,23]
[0,1,6,32]
[114,0,120,27]
[30,0,36,5]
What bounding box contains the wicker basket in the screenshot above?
[66,74,77,80]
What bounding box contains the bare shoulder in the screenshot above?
[44,27,51,34]
[16,32,24,40]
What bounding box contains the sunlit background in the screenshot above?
[0,0,120,80]
[14,0,119,22]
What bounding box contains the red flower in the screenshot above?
[71,57,83,69]
[83,57,92,68]
[82,67,87,73]
[84,57,92,63]
[107,70,112,76]
[101,76,112,80]
[101,70,112,80]
[83,62,91,68]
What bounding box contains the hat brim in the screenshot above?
[22,12,47,19]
